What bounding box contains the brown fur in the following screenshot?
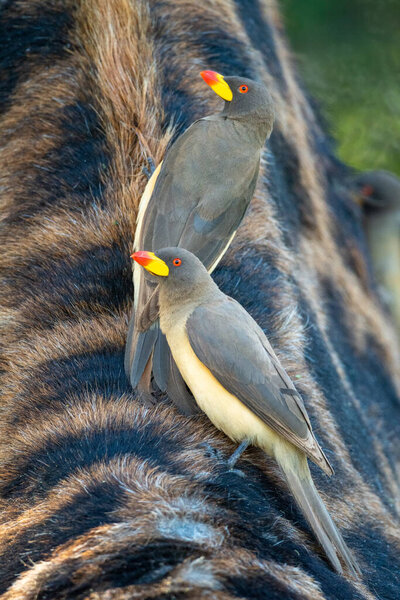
[0,0,399,598]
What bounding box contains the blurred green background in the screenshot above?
[281,0,400,175]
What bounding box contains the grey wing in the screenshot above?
[127,119,240,392]
[139,118,259,270]
[177,164,258,272]
[186,298,332,474]
[134,119,222,332]
[129,118,258,409]
[134,118,259,330]
[137,119,213,252]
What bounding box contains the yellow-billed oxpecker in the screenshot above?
[352,170,400,333]
[125,71,275,411]
[132,247,361,577]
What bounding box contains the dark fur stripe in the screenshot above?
[1,0,399,598]
[1,98,109,231]
[3,102,109,227]
[234,0,286,88]
[0,478,126,593]
[0,1,74,113]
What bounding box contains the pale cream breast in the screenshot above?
[165,322,282,457]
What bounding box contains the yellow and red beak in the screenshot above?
[200,70,233,102]
[131,251,169,276]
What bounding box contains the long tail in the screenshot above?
[151,326,199,415]
[276,445,361,577]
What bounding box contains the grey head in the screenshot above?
[352,170,400,210]
[133,247,219,307]
[201,70,274,138]
[222,75,274,128]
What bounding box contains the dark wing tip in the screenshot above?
[311,438,334,476]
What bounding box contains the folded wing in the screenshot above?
[186,297,333,474]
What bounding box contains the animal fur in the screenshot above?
[0,0,399,598]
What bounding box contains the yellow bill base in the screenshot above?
[132,251,170,276]
[201,70,233,102]
[210,75,233,102]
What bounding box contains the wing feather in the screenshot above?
[186,297,332,474]
[134,117,259,332]
[127,117,260,405]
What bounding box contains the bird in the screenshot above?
[351,170,400,333]
[131,246,361,577]
[351,169,400,209]
[125,70,275,412]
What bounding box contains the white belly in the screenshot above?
[166,324,282,456]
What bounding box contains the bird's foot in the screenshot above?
[135,388,157,408]
[226,468,246,478]
[142,157,156,180]
[198,442,224,461]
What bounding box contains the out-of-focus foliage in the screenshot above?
[282,0,400,175]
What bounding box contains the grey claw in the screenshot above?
[227,467,246,477]
[142,157,156,180]
[198,442,223,461]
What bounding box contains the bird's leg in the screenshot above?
[227,439,251,469]
[142,157,156,180]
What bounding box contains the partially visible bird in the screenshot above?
[352,170,400,332]
[125,71,275,412]
[352,169,400,209]
[132,246,361,578]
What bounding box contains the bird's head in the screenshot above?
[352,170,400,210]
[200,70,274,132]
[131,247,214,302]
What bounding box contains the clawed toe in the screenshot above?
[227,467,246,477]
[198,442,223,461]
[142,157,156,179]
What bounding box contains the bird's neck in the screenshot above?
[159,280,220,335]
[223,113,271,146]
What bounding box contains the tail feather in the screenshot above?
[278,448,361,577]
[124,306,136,379]
[153,328,169,392]
[125,317,158,389]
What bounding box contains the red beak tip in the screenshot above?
[131,251,154,267]
[200,70,219,85]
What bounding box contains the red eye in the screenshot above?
[362,184,374,197]
[173,258,182,267]
[238,84,248,94]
